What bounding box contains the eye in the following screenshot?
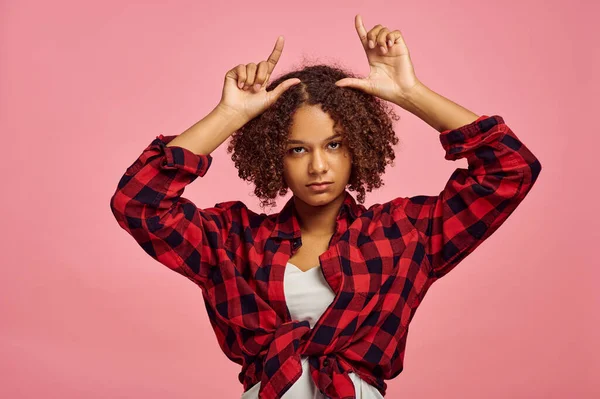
[288,141,341,155]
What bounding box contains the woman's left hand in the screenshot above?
[335,14,422,106]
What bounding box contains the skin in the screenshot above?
[278,14,418,267]
[283,105,353,243]
[222,15,420,271]
[168,14,479,271]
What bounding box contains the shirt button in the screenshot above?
[323,359,329,366]
[292,238,301,249]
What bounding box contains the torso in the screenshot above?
[287,234,333,272]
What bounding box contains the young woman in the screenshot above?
[110,15,541,399]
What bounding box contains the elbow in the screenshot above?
[529,156,542,185]
[510,155,542,203]
[109,190,135,230]
[109,191,127,228]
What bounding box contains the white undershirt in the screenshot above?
[240,262,384,398]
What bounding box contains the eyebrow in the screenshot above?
[286,133,342,145]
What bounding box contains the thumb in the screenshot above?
[335,78,371,92]
[268,78,301,104]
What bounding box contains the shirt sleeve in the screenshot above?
[109,134,231,287]
[394,115,542,280]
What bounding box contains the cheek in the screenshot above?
[339,151,353,169]
[341,154,353,180]
[282,165,290,181]
[282,160,297,184]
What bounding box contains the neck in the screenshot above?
[293,192,346,236]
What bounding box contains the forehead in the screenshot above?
[288,105,341,141]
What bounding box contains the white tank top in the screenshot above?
[240,262,384,398]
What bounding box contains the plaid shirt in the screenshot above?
[110,114,541,398]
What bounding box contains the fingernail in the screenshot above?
[368,40,374,48]
[380,46,386,53]
[254,84,261,91]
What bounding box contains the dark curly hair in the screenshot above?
[226,61,401,209]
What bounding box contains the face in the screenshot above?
[283,105,352,207]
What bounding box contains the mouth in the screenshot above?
[307,182,333,192]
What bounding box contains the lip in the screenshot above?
[307,181,333,186]
[307,182,333,192]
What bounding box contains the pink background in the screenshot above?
[1,0,598,397]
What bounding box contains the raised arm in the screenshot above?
[109,106,240,286]
[333,15,542,280]
[395,83,542,280]
[110,36,300,286]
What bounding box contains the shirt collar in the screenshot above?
[270,190,360,240]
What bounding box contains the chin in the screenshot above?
[298,187,343,206]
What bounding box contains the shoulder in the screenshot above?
[211,200,284,244]
[358,196,434,234]
[213,200,273,229]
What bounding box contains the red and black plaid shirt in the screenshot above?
[110,114,541,398]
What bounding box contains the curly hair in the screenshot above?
[226,61,401,209]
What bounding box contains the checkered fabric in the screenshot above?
[110,114,541,398]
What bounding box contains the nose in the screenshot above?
[308,149,328,174]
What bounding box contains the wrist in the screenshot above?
[213,103,249,130]
[392,81,480,133]
[394,80,428,111]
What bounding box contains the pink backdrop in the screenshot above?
[1,0,598,397]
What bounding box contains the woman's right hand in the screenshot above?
[217,36,301,124]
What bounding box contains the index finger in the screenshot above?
[266,35,285,75]
[354,14,368,47]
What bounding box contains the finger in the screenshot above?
[235,64,246,89]
[266,35,285,76]
[254,61,269,92]
[244,63,257,91]
[376,28,390,53]
[354,14,368,48]
[387,30,403,47]
[268,78,301,105]
[367,24,384,49]
[334,78,372,94]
